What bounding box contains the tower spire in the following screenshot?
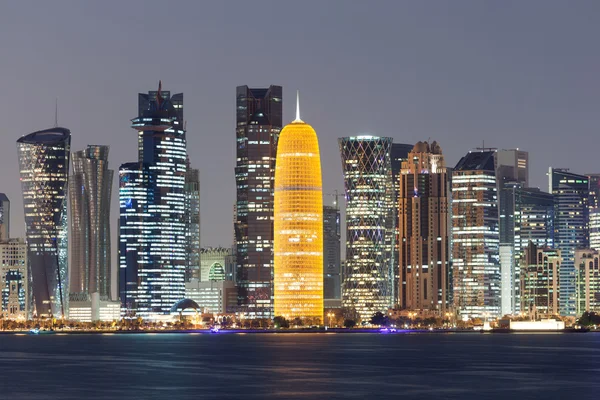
[294,90,302,122]
[54,98,58,128]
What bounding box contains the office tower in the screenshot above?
[498,184,554,315]
[234,85,282,319]
[17,127,70,318]
[200,247,231,282]
[521,242,561,318]
[184,279,237,314]
[185,160,201,281]
[452,151,500,319]
[496,149,529,186]
[549,168,589,316]
[323,205,341,300]
[119,83,187,319]
[390,143,413,304]
[0,194,9,241]
[0,238,27,319]
[273,93,323,323]
[575,249,600,314]
[398,141,449,315]
[588,174,600,250]
[69,146,114,303]
[339,135,394,321]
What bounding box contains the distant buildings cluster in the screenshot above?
[1,84,599,324]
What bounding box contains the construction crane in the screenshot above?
[325,190,344,210]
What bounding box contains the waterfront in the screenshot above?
[0,333,599,399]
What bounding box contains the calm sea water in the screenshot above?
[0,332,599,399]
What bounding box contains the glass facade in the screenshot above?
[323,205,341,300]
[185,160,201,281]
[0,238,28,319]
[549,168,589,316]
[339,136,395,321]
[119,84,187,319]
[17,127,70,318]
[200,247,231,282]
[69,145,113,303]
[273,109,323,323]
[575,249,600,314]
[521,243,561,317]
[452,151,500,319]
[234,85,282,319]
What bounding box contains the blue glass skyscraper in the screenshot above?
[119,82,187,318]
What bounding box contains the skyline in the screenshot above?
[1,1,600,252]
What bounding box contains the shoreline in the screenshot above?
[0,327,591,335]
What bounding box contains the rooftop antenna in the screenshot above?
[54,98,58,127]
[294,90,302,122]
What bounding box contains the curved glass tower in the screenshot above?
[273,93,323,323]
[17,127,71,318]
[339,135,394,321]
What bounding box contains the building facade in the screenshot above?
[17,127,70,318]
[339,135,395,321]
[323,205,341,300]
[185,279,237,314]
[0,239,27,319]
[185,160,201,281]
[549,168,589,316]
[273,96,323,323]
[397,141,449,315]
[200,247,231,282]
[521,243,561,318]
[575,249,600,315]
[234,85,282,319]
[0,194,9,241]
[452,151,500,319]
[119,83,188,319]
[69,145,114,315]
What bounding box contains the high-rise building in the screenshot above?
[452,151,500,319]
[496,149,529,187]
[234,85,282,319]
[185,160,201,281]
[0,194,9,241]
[390,143,413,304]
[398,141,449,315]
[69,146,114,306]
[323,205,341,300]
[498,183,554,315]
[0,238,27,319]
[17,127,70,318]
[200,247,231,282]
[587,174,600,251]
[339,135,395,321]
[521,242,561,318]
[273,94,323,323]
[575,249,600,315]
[549,168,589,316]
[119,82,187,319]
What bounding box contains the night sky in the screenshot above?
[1,0,599,252]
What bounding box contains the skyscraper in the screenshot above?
[521,242,561,318]
[70,146,114,302]
[119,83,187,318]
[17,127,70,318]
[0,194,9,241]
[587,174,600,251]
[549,168,589,316]
[452,151,500,319]
[200,247,231,282]
[273,93,323,323]
[397,141,449,315]
[496,149,529,186]
[575,249,600,314]
[185,159,201,281]
[339,135,395,321]
[234,85,282,319]
[323,205,341,300]
[0,238,27,319]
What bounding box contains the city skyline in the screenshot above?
[1,2,599,251]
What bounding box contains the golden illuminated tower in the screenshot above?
[274,91,324,323]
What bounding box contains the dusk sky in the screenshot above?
[1,1,599,251]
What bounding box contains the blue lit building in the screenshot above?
[17,127,70,318]
[549,168,589,316]
[119,82,187,319]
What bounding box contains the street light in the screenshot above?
[327,312,335,328]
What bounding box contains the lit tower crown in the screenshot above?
[274,91,324,323]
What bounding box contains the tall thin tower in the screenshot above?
[234,85,282,319]
[273,92,323,323]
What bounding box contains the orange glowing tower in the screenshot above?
[274,91,324,323]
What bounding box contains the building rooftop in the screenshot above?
[17,127,71,145]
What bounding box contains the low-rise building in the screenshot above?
[520,242,561,318]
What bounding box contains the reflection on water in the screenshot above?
[0,333,599,399]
